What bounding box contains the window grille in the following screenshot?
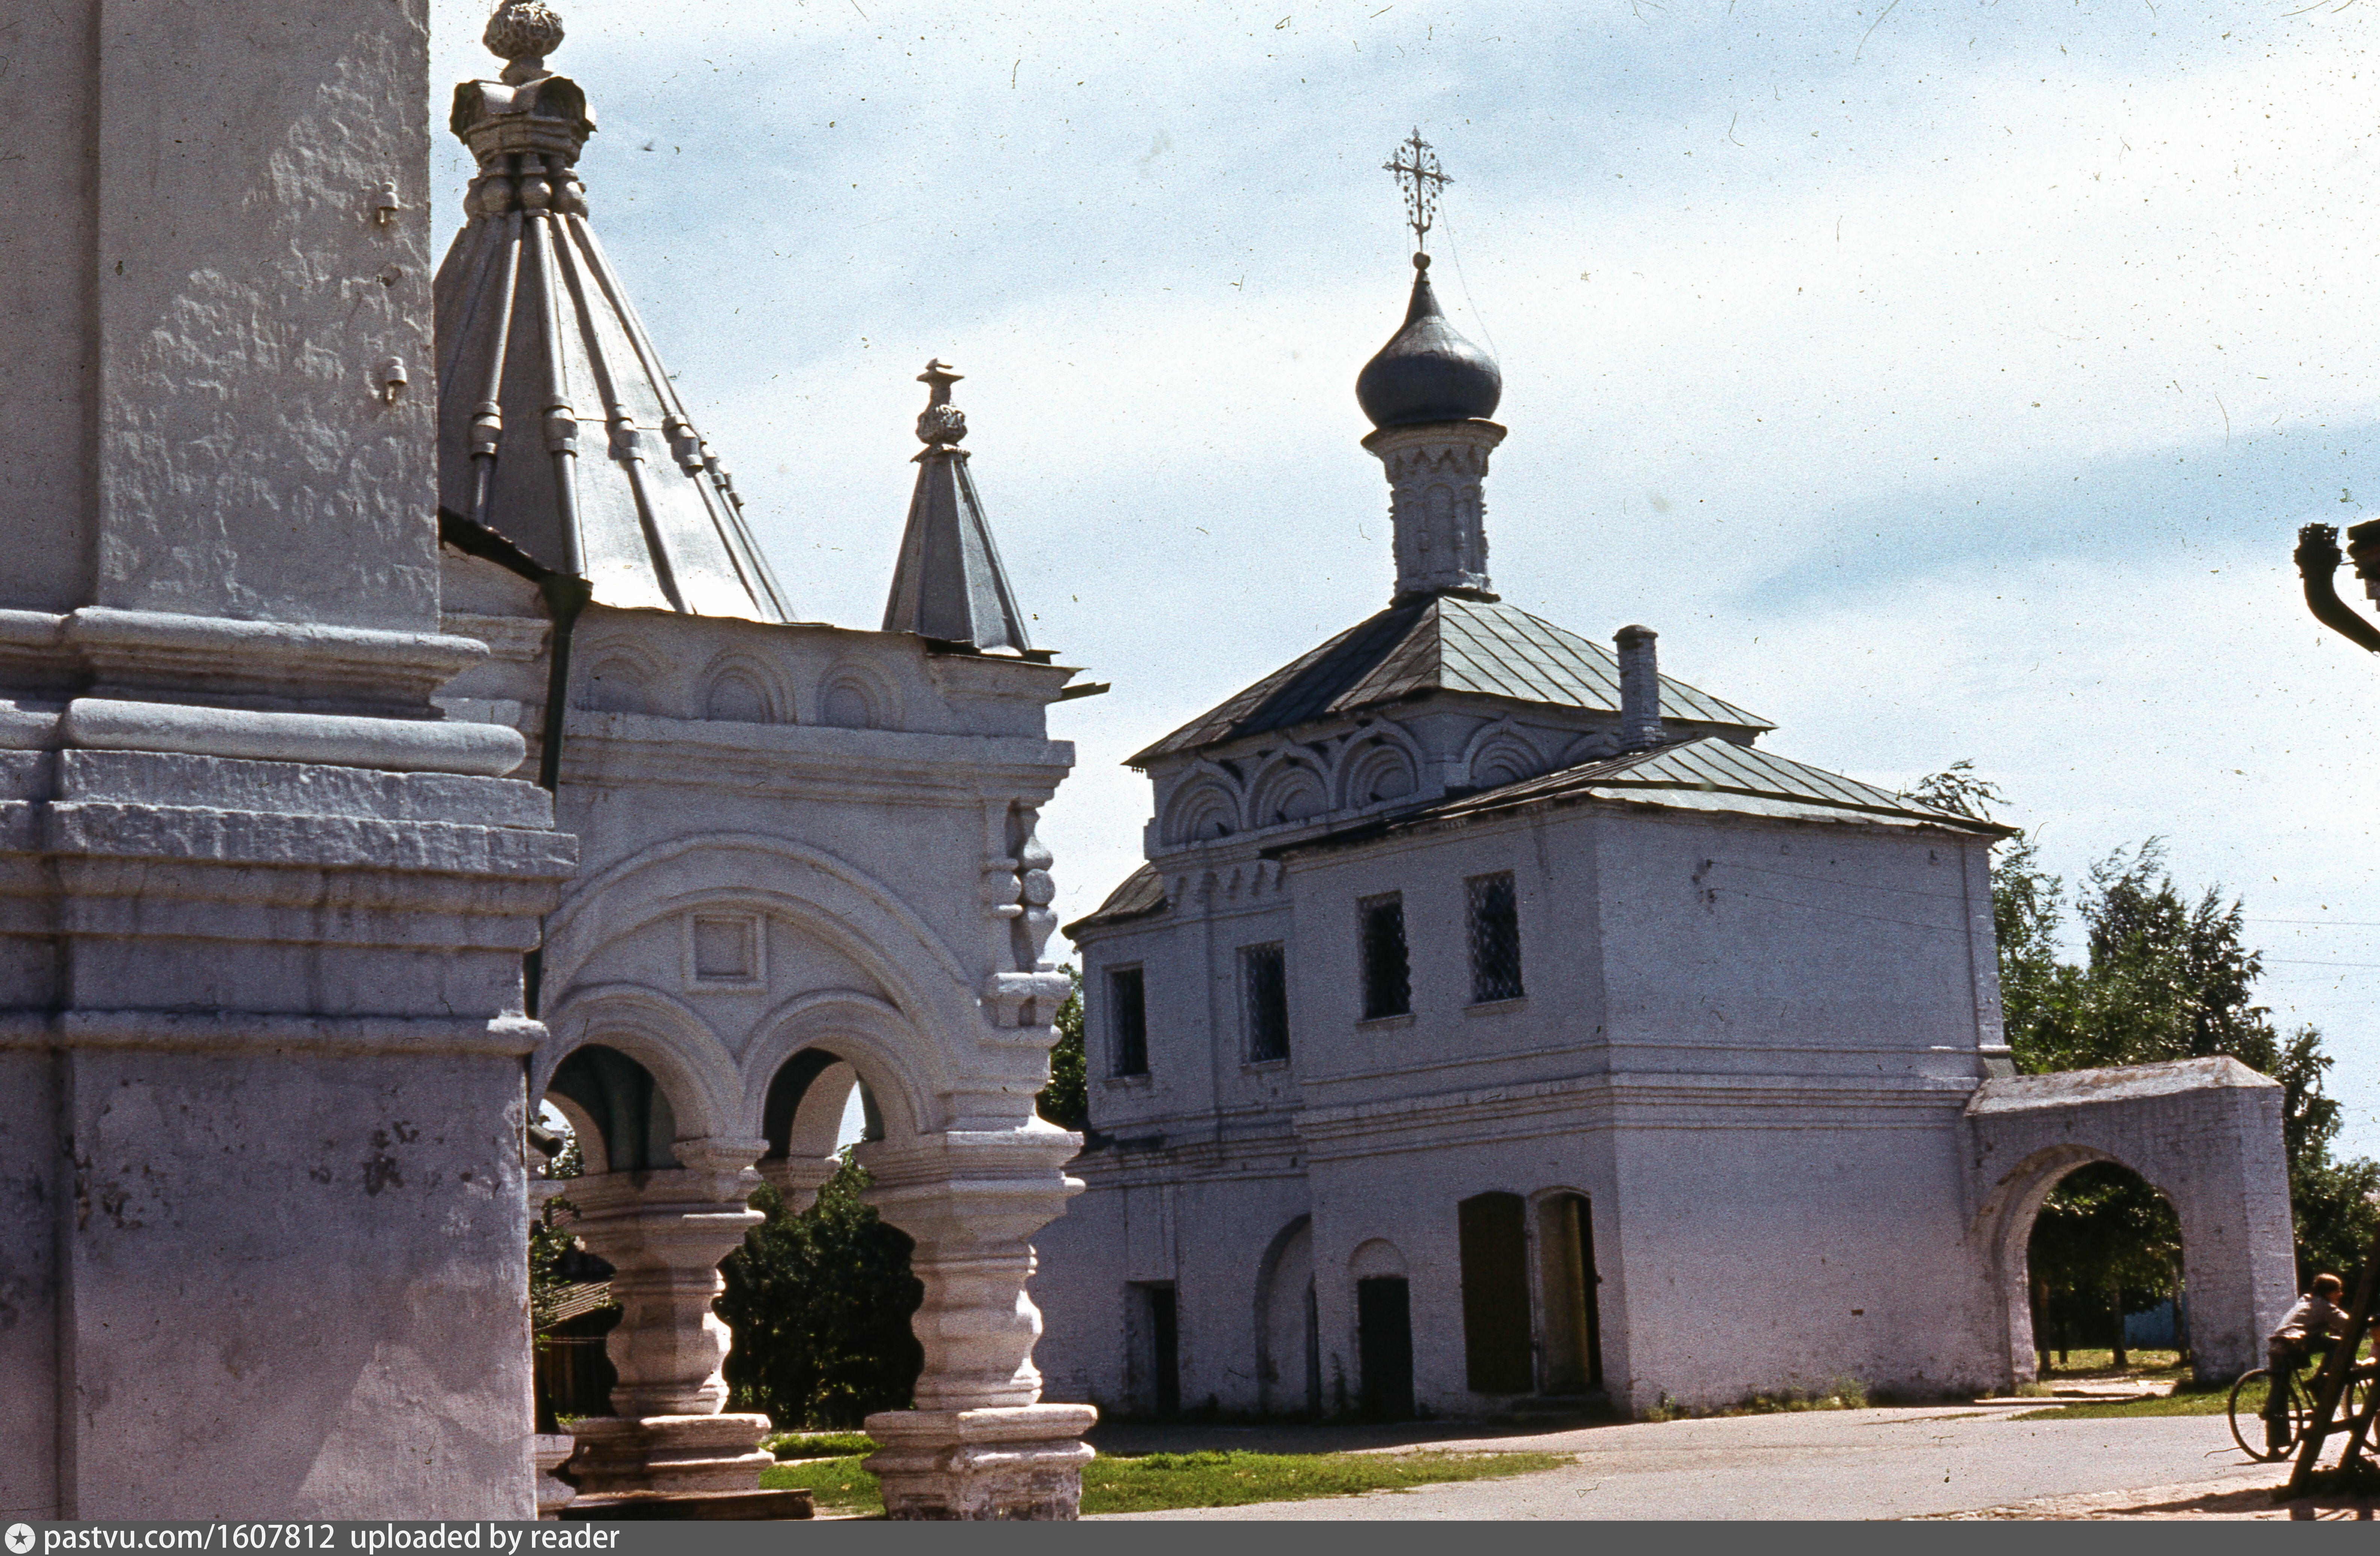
[1467,871,1524,1003]
[1109,966,1148,1075]
[1358,894,1411,1019]
[1242,942,1289,1062]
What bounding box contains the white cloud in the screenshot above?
[433,0,2380,1149]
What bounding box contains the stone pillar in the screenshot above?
[859,1127,1097,1520]
[564,1136,775,1495]
[0,0,580,1520]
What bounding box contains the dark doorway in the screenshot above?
[1356,1276,1415,1420]
[1537,1193,1603,1392]
[1130,1282,1181,1417]
[1458,1192,1533,1394]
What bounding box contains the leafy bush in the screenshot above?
[718,1157,923,1428]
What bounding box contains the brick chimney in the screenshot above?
[1616,625,1663,753]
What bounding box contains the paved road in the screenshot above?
[1089,1405,2286,1520]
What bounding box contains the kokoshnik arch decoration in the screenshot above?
[432,0,1099,1518]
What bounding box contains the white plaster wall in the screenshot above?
[1600,1103,2003,1409]
[0,0,97,614]
[1032,1161,1309,1415]
[1594,816,1994,1074]
[1053,789,2017,1419]
[92,0,441,630]
[61,1048,537,1517]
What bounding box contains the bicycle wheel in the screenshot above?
[2231,1368,2304,1462]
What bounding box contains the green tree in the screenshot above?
[529,1124,585,1331]
[1907,767,2380,1291]
[1037,963,1086,1131]
[718,1154,924,1429]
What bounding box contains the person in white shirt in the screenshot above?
[2264,1272,2353,1449]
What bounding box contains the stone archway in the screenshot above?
[1965,1057,2297,1386]
[530,1036,771,1497]
[1253,1216,1318,1415]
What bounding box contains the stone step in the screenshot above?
[557,1488,816,1521]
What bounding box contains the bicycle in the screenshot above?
[2230,1351,2375,1462]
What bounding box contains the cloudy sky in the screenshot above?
[434,0,2380,1154]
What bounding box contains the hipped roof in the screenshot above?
[1130,594,1771,766]
[434,73,791,621]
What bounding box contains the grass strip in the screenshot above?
[2011,1383,2231,1421]
[761,1454,882,1509]
[760,1447,1573,1516]
[760,1430,878,1459]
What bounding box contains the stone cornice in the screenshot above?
[0,1009,545,1056]
[553,709,1070,798]
[0,607,496,714]
[1293,1070,1980,1158]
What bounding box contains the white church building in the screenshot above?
[1029,192,2299,1420]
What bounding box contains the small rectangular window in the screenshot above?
[1242,942,1289,1062]
[1467,871,1524,1003]
[1358,893,1411,1020]
[1109,966,1148,1076]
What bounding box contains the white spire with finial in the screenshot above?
[882,361,1035,653]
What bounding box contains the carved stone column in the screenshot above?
[564,1136,775,1495]
[1363,418,1507,602]
[858,1126,1096,1519]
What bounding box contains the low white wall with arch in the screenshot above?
[1964,1057,2296,1385]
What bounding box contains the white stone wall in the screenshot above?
[1043,794,2024,1417]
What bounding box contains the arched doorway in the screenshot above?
[527,1032,772,1496]
[2025,1160,2185,1378]
[1535,1192,1603,1395]
[722,1045,921,1429]
[1254,1216,1319,1416]
[1967,1061,2297,1387]
[1350,1238,1413,1420]
[1457,1193,1531,1395]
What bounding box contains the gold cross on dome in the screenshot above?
[1383,129,1450,252]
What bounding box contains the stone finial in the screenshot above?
[916,360,967,448]
[485,0,566,84]
[884,361,1033,652]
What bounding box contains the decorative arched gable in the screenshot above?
[1463,719,1547,791]
[1560,727,1623,767]
[697,650,792,725]
[574,636,674,716]
[818,657,904,731]
[533,981,745,1145]
[1249,754,1329,828]
[1161,764,1244,845]
[1336,729,1421,809]
[539,834,986,1106]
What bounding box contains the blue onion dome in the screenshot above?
[1355,253,1502,429]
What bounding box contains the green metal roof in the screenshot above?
[1127,595,1772,767]
[1064,861,1167,939]
[1416,736,2008,834]
[1067,738,1998,939]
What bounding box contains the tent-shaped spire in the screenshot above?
[882,361,1034,652]
[433,0,790,621]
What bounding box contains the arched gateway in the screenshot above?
[1965,1057,2298,1385]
